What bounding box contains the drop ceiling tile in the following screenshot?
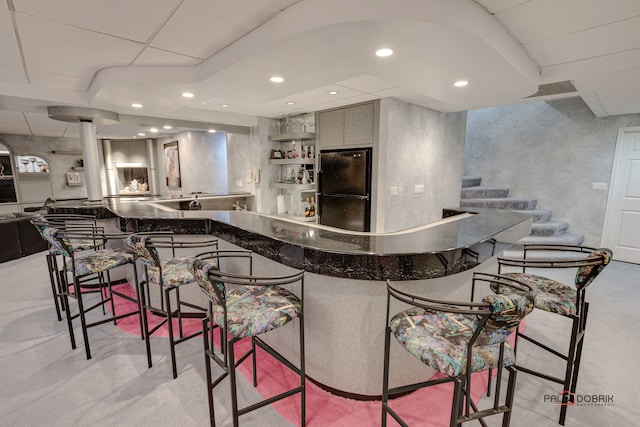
[335,75,398,94]
[27,69,91,91]
[0,110,31,135]
[133,47,202,66]
[0,65,28,84]
[0,10,23,70]
[494,0,640,44]
[150,0,298,59]
[23,112,71,138]
[524,16,640,67]
[12,0,182,43]
[17,14,144,78]
[475,0,529,14]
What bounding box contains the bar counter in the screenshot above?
[104,197,532,281]
[49,196,532,397]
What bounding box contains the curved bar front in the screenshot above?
[50,198,532,397]
[106,198,532,281]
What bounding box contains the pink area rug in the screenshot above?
[107,283,516,426]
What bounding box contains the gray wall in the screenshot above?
[464,96,640,246]
[156,131,228,197]
[0,134,93,203]
[376,98,467,232]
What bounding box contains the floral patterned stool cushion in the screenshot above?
[50,239,102,256]
[66,248,134,277]
[390,293,533,377]
[147,256,196,287]
[212,286,302,339]
[493,273,577,317]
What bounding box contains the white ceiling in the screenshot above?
[0,0,639,139]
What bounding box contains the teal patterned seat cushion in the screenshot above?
[390,307,517,377]
[212,286,302,339]
[66,248,134,277]
[496,273,576,316]
[49,238,101,255]
[390,292,532,378]
[147,256,195,287]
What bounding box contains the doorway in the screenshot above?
[602,127,640,264]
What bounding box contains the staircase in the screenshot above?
[460,176,584,246]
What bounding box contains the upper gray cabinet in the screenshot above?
[110,140,148,164]
[317,101,378,149]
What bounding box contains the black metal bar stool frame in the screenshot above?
[127,233,219,379]
[44,226,142,360]
[192,251,305,427]
[382,273,534,427]
[496,244,612,425]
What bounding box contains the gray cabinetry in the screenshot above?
[110,140,147,164]
[318,101,377,149]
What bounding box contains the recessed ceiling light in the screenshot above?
[328,90,339,95]
[150,128,158,133]
[138,133,146,136]
[163,125,172,130]
[454,80,469,87]
[270,76,285,83]
[286,102,296,105]
[181,92,195,98]
[208,129,216,133]
[131,103,143,108]
[220,104,229,108]
[375,48,394,57]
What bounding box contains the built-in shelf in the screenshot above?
[268,132,315,142]
[269,158,315,165]
[71,166,84,171]
[271,182,315,190]
[65,182,84,187]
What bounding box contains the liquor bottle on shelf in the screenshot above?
[304,197,310,217]
[309,197,315,217]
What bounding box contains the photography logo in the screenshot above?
[544,391,614,407]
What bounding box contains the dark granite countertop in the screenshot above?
[90,199,532,280]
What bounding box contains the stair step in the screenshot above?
[530,220,569,236]
[513,209,553,223]
[460,197,538,210]
[462,176,482,188]
[516,233,585,247]
[461,186,510,199]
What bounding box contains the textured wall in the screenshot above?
[156,131,228,197]
[465,96,640,246]
[376,98,467,232]
[0,134,94,203]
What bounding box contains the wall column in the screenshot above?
[102,139,117,196]
[79,120,102,201]
[47,106,120,202]
[146,138,159,195]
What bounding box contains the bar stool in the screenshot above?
[125,233,219,379]
[42,226,141,359]
[30,214,101,321]
[189,252,305,427]
[496,244,612,425]
[382,273,534,427]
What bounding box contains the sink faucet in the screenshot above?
[232,201,246,211]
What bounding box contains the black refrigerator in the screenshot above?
[318,148,372,232]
